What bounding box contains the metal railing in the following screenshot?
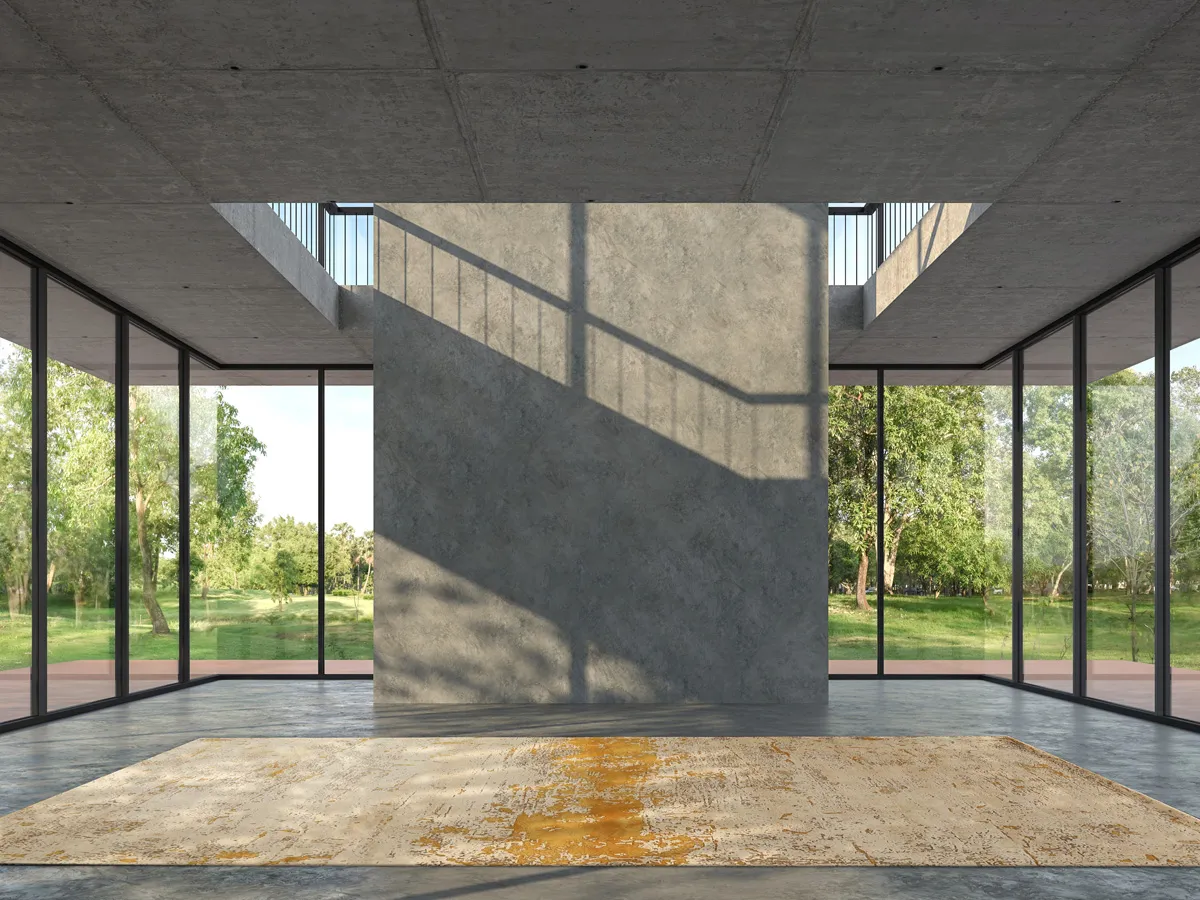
[829,203,937,286]
[269,202,375,286]
[883,202,934,259]
[272,201,933,290]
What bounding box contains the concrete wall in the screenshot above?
[372,203,828,704]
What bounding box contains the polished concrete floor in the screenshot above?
[1,679,1199,898]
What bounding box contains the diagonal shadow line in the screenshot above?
[383,866,591,900]
[919,203,945,274]
[375,207,821,409]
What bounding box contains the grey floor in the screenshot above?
[1,679,1199,899]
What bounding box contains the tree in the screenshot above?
[1087,371,1154,659]
[128,384,177,634]
[46,361,116,626]
[882,385,981,596]
[0,346,32,621]
[828,383,878,610]
[1022,382,1074,598]
[189,390,264,612]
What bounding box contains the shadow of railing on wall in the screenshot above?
[374,204,823,479]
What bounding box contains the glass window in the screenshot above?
[1021,325,1075,692]
[883,366,1013,675]
[47,281,116,711]
[190,367,317,674]
[0,251,32,722]
[324,371,373,673]
[1171,251,1200,723]
[828,370,878,673]
[1085,281,1156,711]
[128,327,180,692]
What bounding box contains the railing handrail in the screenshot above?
[269,202,374,286]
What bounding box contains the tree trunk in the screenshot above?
[1128,591,1139,662]
[46,561,56,594]
[7,583,18,620]
[855,550,871,611]
[883,523,904,595]
[136,488,171,635]
[74,580,85,626]
[1051,561,1070,598]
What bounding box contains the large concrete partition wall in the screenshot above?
[373,203,828,704]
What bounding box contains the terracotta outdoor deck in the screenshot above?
[0,659,373,723]
[3,659,1198,727]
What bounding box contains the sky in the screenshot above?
[221,384,373,534]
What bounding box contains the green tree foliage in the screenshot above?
[189,391,265,614]
[828,383,878,610]
[0,347,31,620]
[47,360,116,625]
[129,384,177,634]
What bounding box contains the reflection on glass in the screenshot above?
[47,281,116,710]
[324,377,373,673]
[1022,326,1074,691]
[128,327,179,692]
[1171,251,1200,723]
[190,367,317,674]
[1085,282,1156,710]
[828,373,878,673]
[883,368,1013,675]
[0,251,32,722]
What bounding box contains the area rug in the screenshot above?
[1,736,1199,866]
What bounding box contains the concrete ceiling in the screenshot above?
[0,0,1198,366]
[826,0,1200,368]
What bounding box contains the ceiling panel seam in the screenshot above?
[416,0,490,201]
[740,0,819,201]
[1,0,204,201]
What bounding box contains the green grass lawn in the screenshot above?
[830,591,1200,669]
[0,586,374,670]
[5,588,1200,672]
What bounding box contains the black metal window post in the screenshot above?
[876,367,885,675]
[1155,266,1172,717]
[31,266,47,718]
[178,350,191,684]
[317,368,326,677]
[1073,314,1088,697]
[115,315,130,698]
[1013,349,1025,683]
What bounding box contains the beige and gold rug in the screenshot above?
[2,736,1199,866]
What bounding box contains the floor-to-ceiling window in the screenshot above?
[1021,325,1075,693]
[189,366,318,675]
[0,250,32,723]
[883,367,1013,675]
[1084,279,1156,711]
[828,371,878,673]
[128,326,180,692]
[46,280,116,711]
[324,373,373,674]
[1170,249,1200,722]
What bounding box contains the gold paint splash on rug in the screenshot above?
[418,737,705,864]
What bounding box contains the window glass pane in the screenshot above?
[0,251,32,722]
[324,376,372,673]
[828,371,878,673]
[47,281,116,710]
[1171,251,1200,723]
[190,366,317,674]
[1085,282,1156,710]
[128,326,179,692]
[883,367,1013,675]
[1022,325,1074,692]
